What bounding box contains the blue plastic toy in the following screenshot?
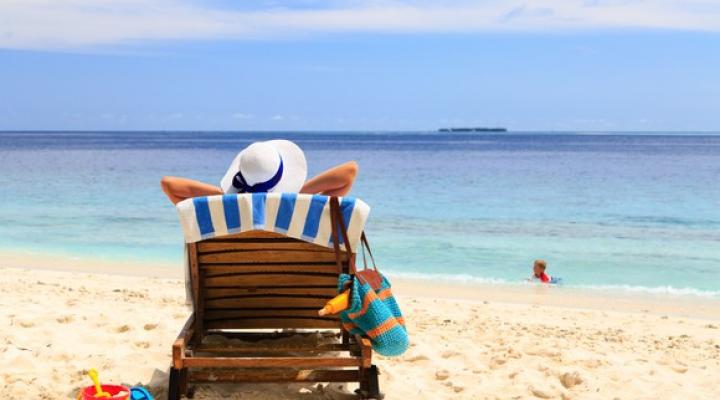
[130,387,154,400]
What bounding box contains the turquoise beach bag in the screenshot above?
[328,197,408,356]
[338,272,409,356]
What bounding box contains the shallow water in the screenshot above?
[1,131,719,296]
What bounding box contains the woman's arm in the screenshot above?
[161,176,223,205]
[301,161,359,196]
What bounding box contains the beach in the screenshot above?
[3,258,719,400]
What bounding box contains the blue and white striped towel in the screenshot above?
[176,193,370,252]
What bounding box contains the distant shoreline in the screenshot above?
[438,127,507,132]
[3,249,719,319]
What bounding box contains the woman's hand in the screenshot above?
[160,176,223,205]
[301,161,359,196]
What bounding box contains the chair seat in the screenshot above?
[183,356,364,368]
[187,368,361,383]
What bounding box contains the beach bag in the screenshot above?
[329,198,409,357]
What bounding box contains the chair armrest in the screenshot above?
[172,313,195,369]
[354,334,372,368]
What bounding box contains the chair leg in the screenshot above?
[366,365,382,400]
[180,368,195,399]
[357,365,382,400]
[168,367,182,400]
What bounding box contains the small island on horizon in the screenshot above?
[439,127,508,132]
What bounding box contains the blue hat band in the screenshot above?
[232,157,284,193]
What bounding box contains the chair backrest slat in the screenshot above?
[190,230,350,331]
[203,264,339,275]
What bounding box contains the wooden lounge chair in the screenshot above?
[169,194,380,399]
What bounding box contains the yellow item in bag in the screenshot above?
[318,290,350,316]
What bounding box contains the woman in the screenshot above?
[161,139,358,205]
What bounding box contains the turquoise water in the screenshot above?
[1,131,719,296]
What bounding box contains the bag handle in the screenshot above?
[329,196,356,274]
[359,232,378,273]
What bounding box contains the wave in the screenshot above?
[386,271,512,285]
[567,283,720,298]
[385,271,720,299]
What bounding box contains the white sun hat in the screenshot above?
[220,139,307,194]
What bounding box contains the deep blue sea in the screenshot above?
[1,131,719,297]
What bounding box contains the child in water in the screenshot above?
[531,259,552,283]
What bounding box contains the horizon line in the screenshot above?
[2,129,720,135]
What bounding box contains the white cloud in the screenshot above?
[1,0,719,50]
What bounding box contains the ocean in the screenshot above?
[1,131,719,297]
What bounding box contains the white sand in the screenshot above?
[1,261,719,400]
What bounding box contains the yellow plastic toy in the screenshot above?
[77,368,131,400]
[88,369,111,398]
[318,290,350,316]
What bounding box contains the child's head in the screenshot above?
[533,259,547,277]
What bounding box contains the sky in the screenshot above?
[0,0,719,131]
